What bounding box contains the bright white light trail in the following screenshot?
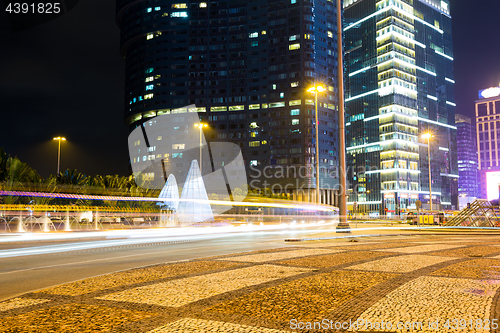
[0,190,335,212]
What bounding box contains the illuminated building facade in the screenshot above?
[344,0,457,214]
[476,85,500,199]
[455,114,478,198]
[116,0,342,205]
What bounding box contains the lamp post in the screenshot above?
[195,123,208,175]
[422,133,432,211]
[308,85,325,205]
[335,0,349,230]
[53,137,66,174]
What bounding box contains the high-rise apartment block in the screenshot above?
[116,0,342,205]
[455,113,478,198]
[344,0,457,214]
[476,85,500,200]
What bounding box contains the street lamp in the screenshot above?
[422,133,432,210]
[194,123,208,175]
[308,85,325,204]
[336,0,349,230]
[53,137,66,174]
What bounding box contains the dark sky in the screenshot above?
[0,0,499,178]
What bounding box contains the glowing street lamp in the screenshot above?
[194,123,208,174]
[308,85,325,205]
[53,137,66,174]
[422,133,432,210]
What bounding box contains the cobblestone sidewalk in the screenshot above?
[2,234,500,332]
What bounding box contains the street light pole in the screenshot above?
[195,124,207,175]
[423,133,432,211]
[427,136,432,211]
[336,0,348,229]
[314,91,320,204]
[53,137,66,174]
[308,86,324,205]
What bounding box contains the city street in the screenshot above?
[2,230,500,332]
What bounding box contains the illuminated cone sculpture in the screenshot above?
[177,160,214,224]
[158,174,180,211]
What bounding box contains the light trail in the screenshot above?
[0,190,336,212]
[0,221,336,258]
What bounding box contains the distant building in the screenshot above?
[455,114,478,198]
[116,0,343,205]
[344,0,458,214]
[476,85,500,199]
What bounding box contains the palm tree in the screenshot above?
[0,156,37,204]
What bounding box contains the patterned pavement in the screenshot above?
[2,234,500,332]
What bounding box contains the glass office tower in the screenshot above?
[475,86,500,199]
[455,114,478,198]
[116,0,341,204]
[344,0,457,214]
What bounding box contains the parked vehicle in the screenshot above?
[406,211,446,225]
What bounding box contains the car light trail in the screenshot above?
[0,190,336,212]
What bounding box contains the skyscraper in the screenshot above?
[455,114,478,198]
[475,85,500,200]
[344,0,457,215]
[116,0,342,205]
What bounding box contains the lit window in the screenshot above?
[147,33,153,40]
[157,136,162,141]
[172,153,183,158]
[171,3,187,8]
[199,2,207,8]
[272,84,277,90]
[269,102,285,108]
[144,93,154,99]
[249,32,258,38]
[146,84,154,91]
[292,119,300,125]
[280,92,285,98]
[291,82,299,87]
[291,0,296,3]
[328,31,333,38]
[145,76,154,82]
[250,122,258,128]
[289,43,300,50]
[146,7,152,13]
[249,141,260,147]
[290,109,300,116]
[171,11,188,17]
[145,68,154,74]
[250,160,258,166]
[154,6,161,11]
[172,144,185,150]
[289,35,299,41]
[261,30,266,35]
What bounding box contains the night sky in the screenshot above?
[0,0,499,178]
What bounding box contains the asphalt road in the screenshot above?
[0,225,341,301]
